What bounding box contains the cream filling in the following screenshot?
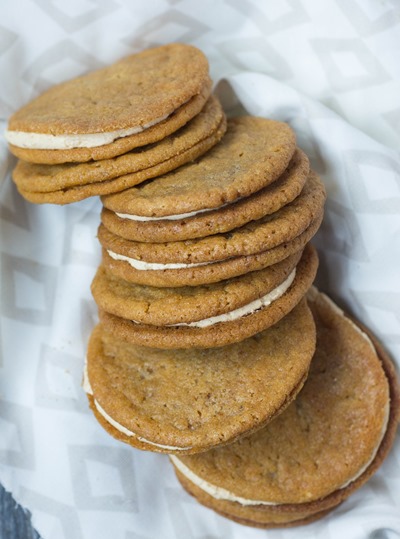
[115,199,239,222]
[107,249,211,270]
[171,400,389,505]
[82,362,191,451]
[170,455,278,506]
[5,113,169,150]
[135,269,294,329]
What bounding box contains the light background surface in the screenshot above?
[0,1,399,538]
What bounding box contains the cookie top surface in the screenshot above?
[7,44,209,137]
[13,96,225,193]
[99,171,326,264]
[101,116,297,216]
[85,299,316,453]
[101,148,309,243]
[173,289,393,504]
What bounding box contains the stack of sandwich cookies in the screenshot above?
[170,289,400,527]
[12,97,226,204]
[92,245,318,348]
[101,147,309,243]
[6,44,225,203]
[98,169,325,287]
[94,116,325,351]
[87,111,326,451]
[7,41,396,530]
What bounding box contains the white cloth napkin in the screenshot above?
[1,1,399,538]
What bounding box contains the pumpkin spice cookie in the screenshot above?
[97,244,318,349]
[12,97,226,204]
[100,148,309,243]
[102,115,297,218]
[101,212,323,287]
[170,289,400,528]
[5,43,212,164]
[84,298,316,454]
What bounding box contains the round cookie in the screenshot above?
[6,44,211,164]
[99,171,325,267]
[84,298,317,454]
[101,212,323,287]
[12,97,226,203]
[170,289,400,528]
[97,244,318,349]
[102,115,296,217]
[101,148,309,242]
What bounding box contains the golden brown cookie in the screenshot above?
[100,148,309,242]
[97,244,318,349]
[170,289,400,528]
[102,116,297,217]
[6,44,211,164]
[84,298,316,454]
[12,97,226,204]
[101,212,323,287]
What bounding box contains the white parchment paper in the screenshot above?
[1,1,399,538]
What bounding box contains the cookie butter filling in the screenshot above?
[107,249,212,270]
[82,363,192,451]
[115,199,239,222]
[5,113,169,150]
[167,269,296,328]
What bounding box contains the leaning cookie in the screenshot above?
[13,97,226,204]
[170,288,400,528]
[5,43,212,164]
[84,298,316,454]
[95,245,318,349]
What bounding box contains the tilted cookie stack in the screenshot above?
[5,44,399,529]
[8,44,225,204]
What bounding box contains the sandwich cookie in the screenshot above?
[96,245,318,349]
[98,171,325,286]
[101,148,309,243]
[12,97,226,204]
[101,212,323,288]
[171,289,400,528]
[102,115,297,219]
[84,298,316,454]
[5,44,212,164]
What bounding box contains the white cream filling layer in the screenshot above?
[165,269,296,328]
[170,455,278,506]
[83,361,191,451]
[107,249,211,270]
[115,199,239,222]
[5,114,168,150]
